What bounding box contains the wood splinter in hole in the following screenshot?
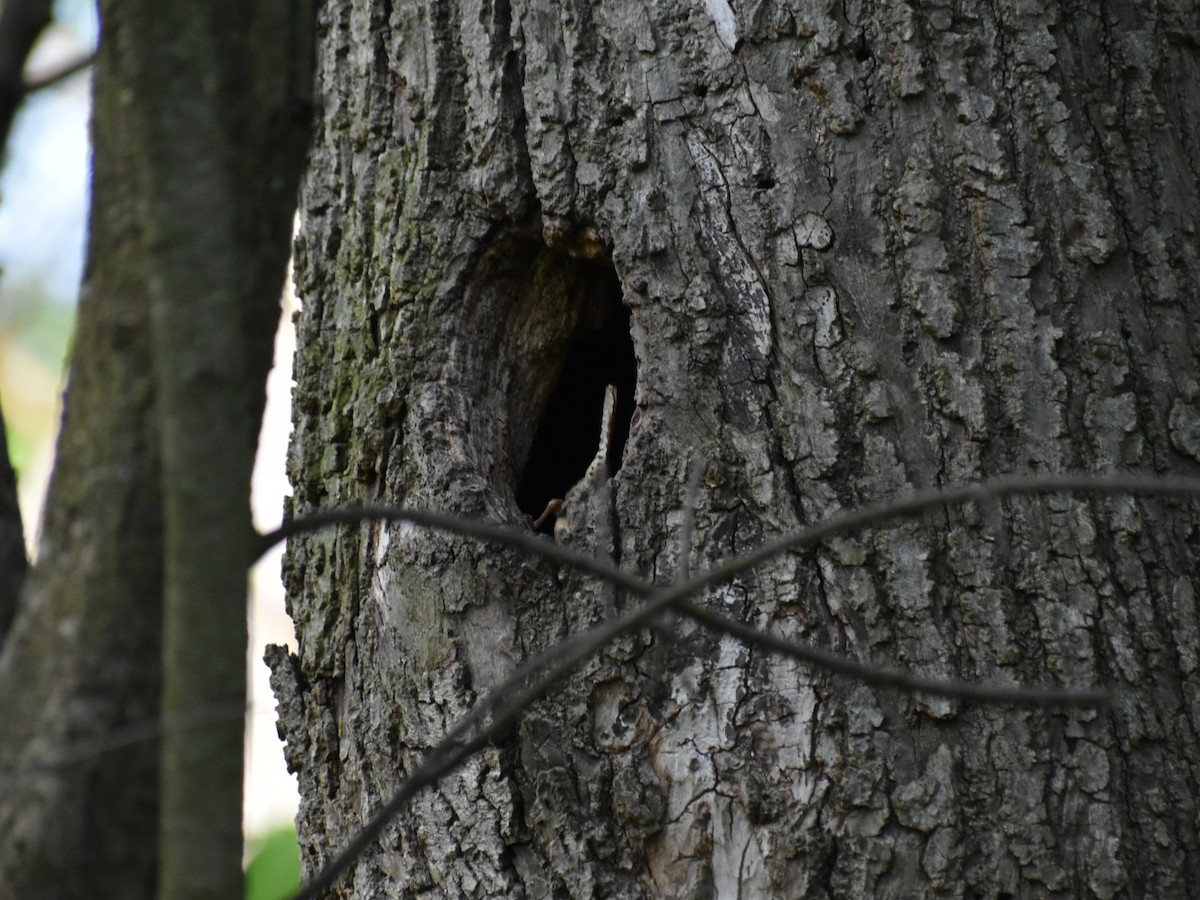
[526,384,617,540]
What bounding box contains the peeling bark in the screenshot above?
[277,1,1200,896]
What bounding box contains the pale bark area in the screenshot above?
[276,0,1200,896]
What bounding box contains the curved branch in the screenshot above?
[24,52,92,93]
[677,600,1109,706]
[0,0,53,149]
[285,472,1200,898]
[259,504,649,593]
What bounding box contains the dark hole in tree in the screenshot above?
[517,263,637,532]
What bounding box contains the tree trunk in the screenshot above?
[274,1,1200,896]
[0,13,166,891]
[0,3,313,897]
[0,400,25,643]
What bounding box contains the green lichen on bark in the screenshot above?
[276,0,1200,896]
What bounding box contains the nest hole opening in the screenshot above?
[516,262,636,532]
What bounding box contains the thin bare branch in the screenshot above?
[693,472,1200,597]
[285,472,1197,897]
[260,505,648,595]
[676,599,1110,707]
[0,0,53,150]
[291,627,605,900]
[0,703,250,779]
[24,51,92,93]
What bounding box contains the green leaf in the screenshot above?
[245,825,301,900]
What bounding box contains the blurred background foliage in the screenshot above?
[0,0,93,542]
[245,824,302,900]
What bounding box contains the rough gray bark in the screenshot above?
[275,1,1200,896]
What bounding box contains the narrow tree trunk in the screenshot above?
[275,1,1200,896]
[0,4,314,897]
[0,19,165,885]
[117,2,314,895]
[0,401,25,643]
